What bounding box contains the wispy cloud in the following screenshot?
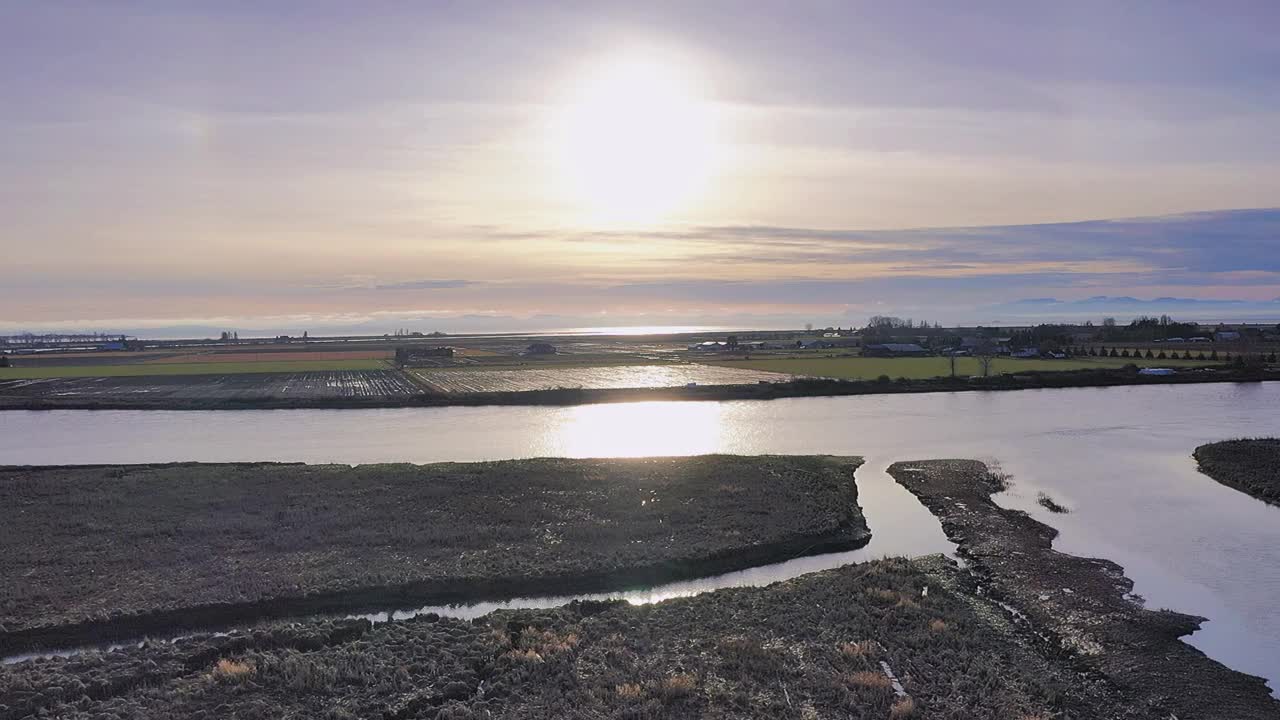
[372,279,477,291]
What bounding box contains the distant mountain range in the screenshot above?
[989,296,1280,323]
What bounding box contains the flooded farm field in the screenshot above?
[0,370,420,401]
[410,363,792,392]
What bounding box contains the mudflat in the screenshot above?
[0,456,868,654]
[889,459,1280,720]
[1195,438,1280,506]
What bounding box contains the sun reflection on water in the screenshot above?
[550,401,728,458]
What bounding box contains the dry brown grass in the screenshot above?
[656,674,697,701]
[889,696,916,717]
[615,683,644,700]
[503,648,544,663]
[846,670,892,689]
[928,618,948,633]
[865,588,899,603]
[522,628,579,655]
[211,658,254,682]
[839,640,877,658]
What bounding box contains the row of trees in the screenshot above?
[1079,347,1278,363]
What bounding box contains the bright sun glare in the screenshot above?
[548,53,723,225]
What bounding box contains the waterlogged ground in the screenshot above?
[410,364,792,392]
[891,460,1279,719]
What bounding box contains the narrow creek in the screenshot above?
[1,459,957,665]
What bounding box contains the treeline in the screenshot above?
[852,313,1280,350]
[1074,347,1277,364]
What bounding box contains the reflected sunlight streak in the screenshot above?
[550,401,728,458]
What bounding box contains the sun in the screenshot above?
[547,53,723,225]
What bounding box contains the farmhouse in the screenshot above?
[688,341,728,351]
[395,346,455,366]
[803,338,859,350]
[862,343,928,357]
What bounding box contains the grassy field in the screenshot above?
[0,359,388,378]
[144,350,392,364]
[708,355,1217,380]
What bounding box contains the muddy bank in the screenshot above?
[889,459,1279,719]
[1,557,1137,720]
[1,366,1274,411]
[1195,438,1280,507]
[0,456,868,656]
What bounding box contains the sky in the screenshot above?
[3,1,1279,336]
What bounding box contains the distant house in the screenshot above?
[526,342,557,355]
[961,336,1010,349]
[863,343,928,357]
[688,341,727,351]
[959,337,1010,355]
[1010,348,1040,359]
[1215,330,1242,342]
[395,346,454,366]
[803,338,859,350]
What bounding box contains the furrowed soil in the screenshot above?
[0,456,868,655]
[0,370,421,403]
[1194,438,1280,506]
[0,557,1135,720]
[888,459,1280,719]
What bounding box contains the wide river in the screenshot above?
[2,382,1279,690]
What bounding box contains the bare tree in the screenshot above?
[974,338,997,377]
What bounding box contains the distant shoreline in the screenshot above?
[1,366,1274,411]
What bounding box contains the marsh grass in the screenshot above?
[889,696,916,717]
[846,670,892,689]
[211,658,254,682]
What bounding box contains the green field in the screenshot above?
[706,355,1218,381]
[0,359,388,379]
